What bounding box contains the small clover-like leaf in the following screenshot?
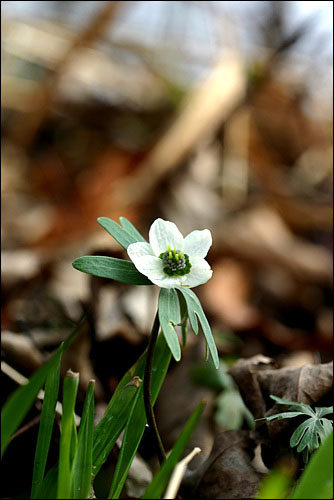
[269,395,316,417]
[260,411,306,422]
[258,395,333,463]
[316,406,333,418]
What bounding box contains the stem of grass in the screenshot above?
[143,312,166,464]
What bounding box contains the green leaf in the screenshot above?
[119,217,147,244]
[259,395,333,462]
[158,288,181,362]
[70,417,78,468]
[36,465,59,500]
[256,468,292,499]
[31,356,61,498]
[71,380,95,499]
[176,287,219,369]
[108,334,171,499]
[176,289,198,334]
[141,401,205,499]
[92,336,160,477]
[316,406,333,418]
[72,256,152,285]
[291,418,332,454]
[57,371,79,499]
[176,290,188,347]
[290,432,333,499]
[259,411,307,422]
[92,378,141,475]
[97,217,146,250]
[270,395,316,417]
[1,321,81,458]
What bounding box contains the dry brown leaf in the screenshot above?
[229,356,333,467]
[185,430,264,499]
[218,206,332,283]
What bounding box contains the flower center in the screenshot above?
[159,245,191,276]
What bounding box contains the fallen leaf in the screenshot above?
[229,357,333,467]
[183,430,264,499]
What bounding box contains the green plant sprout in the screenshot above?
[1,316,206,499]
[256,395,333,463]
[73,217,218,466]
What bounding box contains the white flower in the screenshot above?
[127,218,213,288]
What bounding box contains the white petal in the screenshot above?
[127,242,154,261]
[150,274,187,289]
[184,229,212,259]
[149,218,184,256]
[182,258,213,288]
[128,254,165,280]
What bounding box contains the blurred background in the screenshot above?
[1,1,333,497]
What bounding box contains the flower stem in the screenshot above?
[144,311,166,464]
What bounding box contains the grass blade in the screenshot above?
[108,334,171,499]
[290,432,333,499]
[92,335,162,477]
[72,256,152,285]
[93,377,141,475]
[36,465,59,500]
[31,355,61,498]
[57,370,79,499]
[141,400,205,499]
[71,380,95,499]
[1,321,81,458]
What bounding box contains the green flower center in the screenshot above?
[159,245,191,276]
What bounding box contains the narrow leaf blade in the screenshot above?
[71,380,95,499]
[92,378,141,475]
[261,412,306,422]
[72,256,152,285]
[290,432,333,499]
[57,371,79,499]
[176,287,219,368]
[108,334,171,499]
[31,355,61,498]
[270,395,315,417]
[97,217,135,250]
[36,465,59,500]
[158,288,181,361]
[119,217,147,243]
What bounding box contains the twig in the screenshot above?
[1,360,81,426]
[163,447,202,499]
[114,53,246,207]
[11,414,42,441]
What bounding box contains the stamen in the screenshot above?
[159,247,192,276]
